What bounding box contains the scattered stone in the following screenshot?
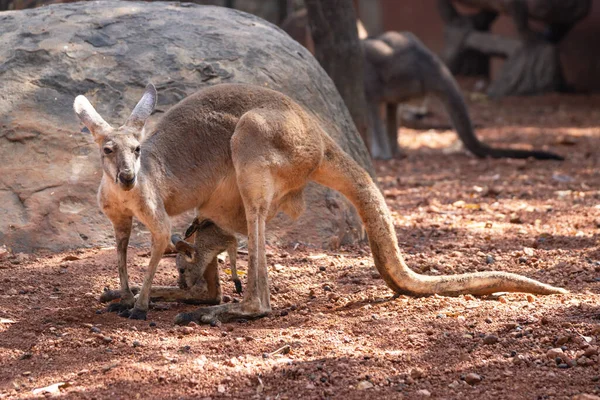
[486,255,495,264]
[556,336,570,346]
[526,294,536,303]
[32,382,67,395]
[448,380,461,390]
[584,347,598,358]
[509,214,522,224]
[416,389,431,397]
[546,348,564,360]
[273,263,285,272]
[180,326,194,335]
[19,352,32,360]
[483,334,499,345]
[485,317,493,324]
[523,247,535,256]
[90,326,101,334]
[410,368,425,379]
[149,322,157,327]
[102,336,113,344]
[222,295,232,303]
[357,380,374,390]
[132,340,142,348]
[464,373,482,385]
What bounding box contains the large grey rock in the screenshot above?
[0,1,373,252]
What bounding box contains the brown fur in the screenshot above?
[74,83,566,323]
[99,218,240,305]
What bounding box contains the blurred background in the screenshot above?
[3,0,598,92]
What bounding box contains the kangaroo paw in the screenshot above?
[174,302,268,325]
[100,289,123,303]
[234,279,243,295]
[106,301,133,313]
[118,307,147,320]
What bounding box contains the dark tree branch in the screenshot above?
[305,0,371,152]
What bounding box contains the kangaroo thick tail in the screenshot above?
[312,137,567,296]
[466,142,565,161]
[430,57,564,161]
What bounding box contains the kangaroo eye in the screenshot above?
[103,147,113,155]
[134,146,141,154]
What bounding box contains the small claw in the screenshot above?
[174,312,194,326]
[107,302,131,313]
[128,308,147,320]
[118,308,132,318]
[234,279,243,295]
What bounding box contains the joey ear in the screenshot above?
[125,83,157,136]
[171,234,197,262]
[73,95,111,140]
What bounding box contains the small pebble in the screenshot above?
[464,373,482,385]
[356,380,373,390]
[483,334,499,345]
[546,348,564,360]
[149,322,157,327]
[132,340,141,348]
[90,326,101,334]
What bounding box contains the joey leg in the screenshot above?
[227,241,243,294]
[175,169,271,325]
[106,216,135,313]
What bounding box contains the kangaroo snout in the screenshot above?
[118,170,136,188]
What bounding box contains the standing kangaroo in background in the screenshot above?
[281,10,563,161]
[74,83,566,323]
[363,31,564,160]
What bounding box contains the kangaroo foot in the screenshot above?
[174,302,269,325]
[106,300,134,313]
[118,307,147,320]
[100,287,141,303]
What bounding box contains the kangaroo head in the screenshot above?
[171,234,204,289]
[172,223,230,290]
[73,84,157,191]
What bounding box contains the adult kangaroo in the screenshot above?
[73,83,566,323]
[363,31,564,160]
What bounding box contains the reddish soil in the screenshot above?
[2,91,600,399]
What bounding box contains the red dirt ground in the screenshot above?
[2,91,600,399]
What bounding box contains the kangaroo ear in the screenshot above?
[73,95,111,140]
[171,234,197,263]
[125,83,157,136]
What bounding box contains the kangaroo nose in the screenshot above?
[118,171,135,185]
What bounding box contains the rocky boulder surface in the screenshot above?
[0,1,373,252]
